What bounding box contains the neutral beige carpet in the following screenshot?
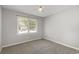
[1,39,79,54]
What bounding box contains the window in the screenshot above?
[17,16,38,34]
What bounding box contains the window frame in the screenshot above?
[17,15,38,34]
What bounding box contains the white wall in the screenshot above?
[0,6,2,52]
[2,8,44,47]
[44,7,79,50]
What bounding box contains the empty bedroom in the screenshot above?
[0,5,79,54]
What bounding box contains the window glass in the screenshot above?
[17,16,37,34]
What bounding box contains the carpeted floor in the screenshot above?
[1,39,79,54]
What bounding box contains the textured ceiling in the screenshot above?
[2,5,77,17]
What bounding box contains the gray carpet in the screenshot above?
[1,39,79,54]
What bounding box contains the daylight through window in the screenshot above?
[17,16,38,34]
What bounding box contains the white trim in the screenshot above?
[2,38,41,48]
[2,36,79,51]
[44,36,79,51]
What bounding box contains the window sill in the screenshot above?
[17,31,37,35]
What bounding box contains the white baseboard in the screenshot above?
[44,36,79,50]
[2,38,41,48]
[2,36,79,51]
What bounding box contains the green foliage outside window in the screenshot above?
[28,19,37,31]
[17,16,37,33]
